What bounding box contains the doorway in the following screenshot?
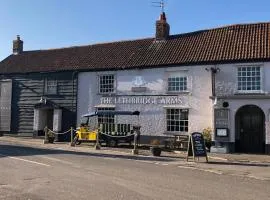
[235,105,265,153]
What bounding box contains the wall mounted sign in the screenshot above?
[216,128,228,137]
[215,108,229,127]
[100,96,183,105]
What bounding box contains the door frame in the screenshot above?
[235,105,265,153]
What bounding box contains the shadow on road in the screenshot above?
[0,143,178,162]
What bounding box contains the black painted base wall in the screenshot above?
[266,144,270,154]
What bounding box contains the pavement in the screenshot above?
[1,135,270,181]
[0,137,270,200]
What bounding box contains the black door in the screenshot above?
[46,109,54,130]
[236,105,265,153]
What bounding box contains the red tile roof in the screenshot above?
[1,22,270,74]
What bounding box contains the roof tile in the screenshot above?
[1,22,270,73]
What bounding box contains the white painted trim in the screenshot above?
[163,105,190,109]
[235,63,264,67]
[236,64,264,93]
[97,73,117,94]
[165,68,189,72]
[94,104,116,108]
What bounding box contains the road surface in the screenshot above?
[0,140,269,200]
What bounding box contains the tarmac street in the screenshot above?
[0,140,270,200]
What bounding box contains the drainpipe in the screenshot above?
[205,66,220,148]
[205,66,220,97]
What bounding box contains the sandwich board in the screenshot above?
[186,132,208,162]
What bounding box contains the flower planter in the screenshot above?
[150,146,162,156]
[48,137,55,143]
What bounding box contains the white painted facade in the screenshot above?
[214,62,270,153]
[77,65,213,140]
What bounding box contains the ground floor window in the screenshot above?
[97,107,115,124]
[166,108,189,132]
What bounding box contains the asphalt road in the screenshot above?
[0,141,269,200]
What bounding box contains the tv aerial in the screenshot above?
[152,0,165,13]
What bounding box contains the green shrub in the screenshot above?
[202,127,212,143]
[150,139,161,146]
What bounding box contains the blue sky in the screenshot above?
[0,0,270,61]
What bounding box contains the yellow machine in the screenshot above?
[77,127,97,141]
[73,110,140,146]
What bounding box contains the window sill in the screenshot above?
[98,93,116,96]
[235,91,265,95]
[166,91,191,95]
[163,131,189,135]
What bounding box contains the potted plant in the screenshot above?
[150,139,162,156]
[47,130,55,143]
[202,127,212,151]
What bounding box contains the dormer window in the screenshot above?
[237,66,261,92]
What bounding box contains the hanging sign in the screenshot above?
[186,132,208,162]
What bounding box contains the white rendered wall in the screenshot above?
[77,65,213,137]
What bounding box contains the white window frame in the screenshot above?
[44,78,58,95]
[165,70,189,94]
[98,74,115,94]
[237,65,263,93]
[165,108,189,133]
[168,76,187,92]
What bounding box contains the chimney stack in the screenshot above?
[13,35,23,55]
[155,12,170,40]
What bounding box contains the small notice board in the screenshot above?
[186,132,208,162]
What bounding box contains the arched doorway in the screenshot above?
[235,105,265,153]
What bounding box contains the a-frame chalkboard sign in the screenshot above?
[186,132,208,162]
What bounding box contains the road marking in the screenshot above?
[177,165,223,175]
[0,153,50,167]
[208,156,228,161]
[40,156,73,165]
[161,163,169,166]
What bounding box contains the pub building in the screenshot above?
[1,12,270,153]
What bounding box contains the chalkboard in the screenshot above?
[186,132,208,162]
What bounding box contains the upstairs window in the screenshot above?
[237,66,261,92]
[167,71,188,93]
[44,78,57,95]
[166,108,189,132]
[99,75,115,94]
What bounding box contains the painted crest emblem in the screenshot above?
[132,76,146,87]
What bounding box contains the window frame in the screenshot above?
[96,107,115,125]
[165,70,189,94]
[236,65,263,93]
[98,74,116,94]
[165,108,189,133]
[44,78,58,95]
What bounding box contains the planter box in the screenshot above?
[150,146,162,156]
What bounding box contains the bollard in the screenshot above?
[70,127,75,147]
[132,125,141,155]
[43,126,49,144]
[132,132,138,155]
[94,131,101,150]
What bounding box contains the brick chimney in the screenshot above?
[13,35,23,55]
[156,12,170,40]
